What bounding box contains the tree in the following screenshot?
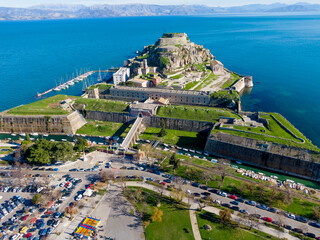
[31,194,41,205]
[169,154,180,171]
[151,207,163,222]
[201,171,213,185]
[74,137,88,152]
[25,133,30,142]
[219,208,232,224]
[99,170,114,183]
[313,206,320,221]
[158,119,167,137]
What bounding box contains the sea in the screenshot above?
[0,14,319,147]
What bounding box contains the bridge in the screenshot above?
[120,117,144,151]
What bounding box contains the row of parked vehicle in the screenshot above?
[188,182,320,239]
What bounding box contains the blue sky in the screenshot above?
[0,0,319,8]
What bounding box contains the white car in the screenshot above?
[75,194,82,201]
[186,190,191,194]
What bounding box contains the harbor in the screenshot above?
[36,69,115,98]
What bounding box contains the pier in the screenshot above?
[36,69,115,98]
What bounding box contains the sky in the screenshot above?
[0,0,319,8]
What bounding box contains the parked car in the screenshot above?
[228,195,237,200]
[230,201,239,205]
[191,182,199,187]
[263,217,272,222]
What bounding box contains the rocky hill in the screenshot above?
[142,33,214,73]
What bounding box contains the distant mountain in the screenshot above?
[1,3,320,21]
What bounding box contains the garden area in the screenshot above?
[87,83,112,90]
[7,95,73,115]
[221,73,241,89]
[124,187,194,240]
[194,73,217,90]
[156,105,239,122]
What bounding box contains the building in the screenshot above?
[109,86,210,105]
[210,60,224,73]
[129,102,158,117]
[113,67,130,85]
[127,78,149,88]
[152,76,162,86]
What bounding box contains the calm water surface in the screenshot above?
[0,15,319,146]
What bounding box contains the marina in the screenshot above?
[36,69,115,98]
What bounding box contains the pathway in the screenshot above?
[189,208,202,240]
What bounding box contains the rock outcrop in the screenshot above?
[139,33,214,73]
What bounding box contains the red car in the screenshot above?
[44,210,52,215]
[87,183,93,189]
[161,182,166,185]
[228,195,237,200]
[24,233,32,238]
[22,215,30,221]
[263,217,272,222]
[64,182,70,187]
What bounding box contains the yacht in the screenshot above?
[53,87,61,92]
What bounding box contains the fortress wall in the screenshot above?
[205,136,320,182]
[0,111,86,134]
[84,110,213,133]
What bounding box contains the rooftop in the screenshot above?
[111,85,210,96]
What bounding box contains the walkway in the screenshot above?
[121,117,143,150]
[189,208,202,240]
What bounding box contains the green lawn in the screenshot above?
[73,98,128,113]
[76,120,124,137]
[7,95,71,115]
[221,73,241,89]
[157,105,239,122]
[170,74,183,79]
[87,83,112,90]
[197,211,279,240]
[210,90,240,102]
[125,187,194,240]
[194,73,217,90]
[184,81,198,90]
[139,127,208,150]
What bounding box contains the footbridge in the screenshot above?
[121,117,144,150]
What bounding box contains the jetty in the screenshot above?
[36,69,115,98]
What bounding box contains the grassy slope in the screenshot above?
[184,81,198,90]
[140,127,207,150]
[76,120,123,137]
[7,95,71,115]
[87,84,112,90]
[74,98,128,113]
[157,105,239,122]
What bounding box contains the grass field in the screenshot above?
[140,127,208,150]
[157,105,239,122]
[125,187,194,240]
[76,120,124,137]
[183,81,198,90]
[221,73,241,89]
[194,73,217,90]
[7,95,71,115]
[214,112,320,152]
[210,90,240,102]
[74,98,129,113]
[87,83,112,90]
[197,211,279,240]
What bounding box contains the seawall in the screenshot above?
[205,132,320,182]
[0,111,86,134]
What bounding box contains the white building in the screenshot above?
[113,67,130,85]
[210,60,224,73]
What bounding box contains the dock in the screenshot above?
[36,69,116,98]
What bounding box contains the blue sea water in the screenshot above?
[0,15,319,147]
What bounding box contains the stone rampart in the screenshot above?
[0,111,86,134]
[205,132,320,182]
[83,110,213,133]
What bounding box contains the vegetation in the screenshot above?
[183,81,198,90]
[137,53,149,59]
[221,73,241,89]
[194,72,217,90]
[124,187,193,240]
[73,98,128,113]
[160,57,170,70]
[140,127,208,150]
[210,90,240,103]
[193,63,207,72]
[197,211,279,240]
[24,138,84,165]
[7,95,71,115]
[87,84,112,90]
[170,74,183,79]
[76,120,123,137]
[157,105,239,122]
